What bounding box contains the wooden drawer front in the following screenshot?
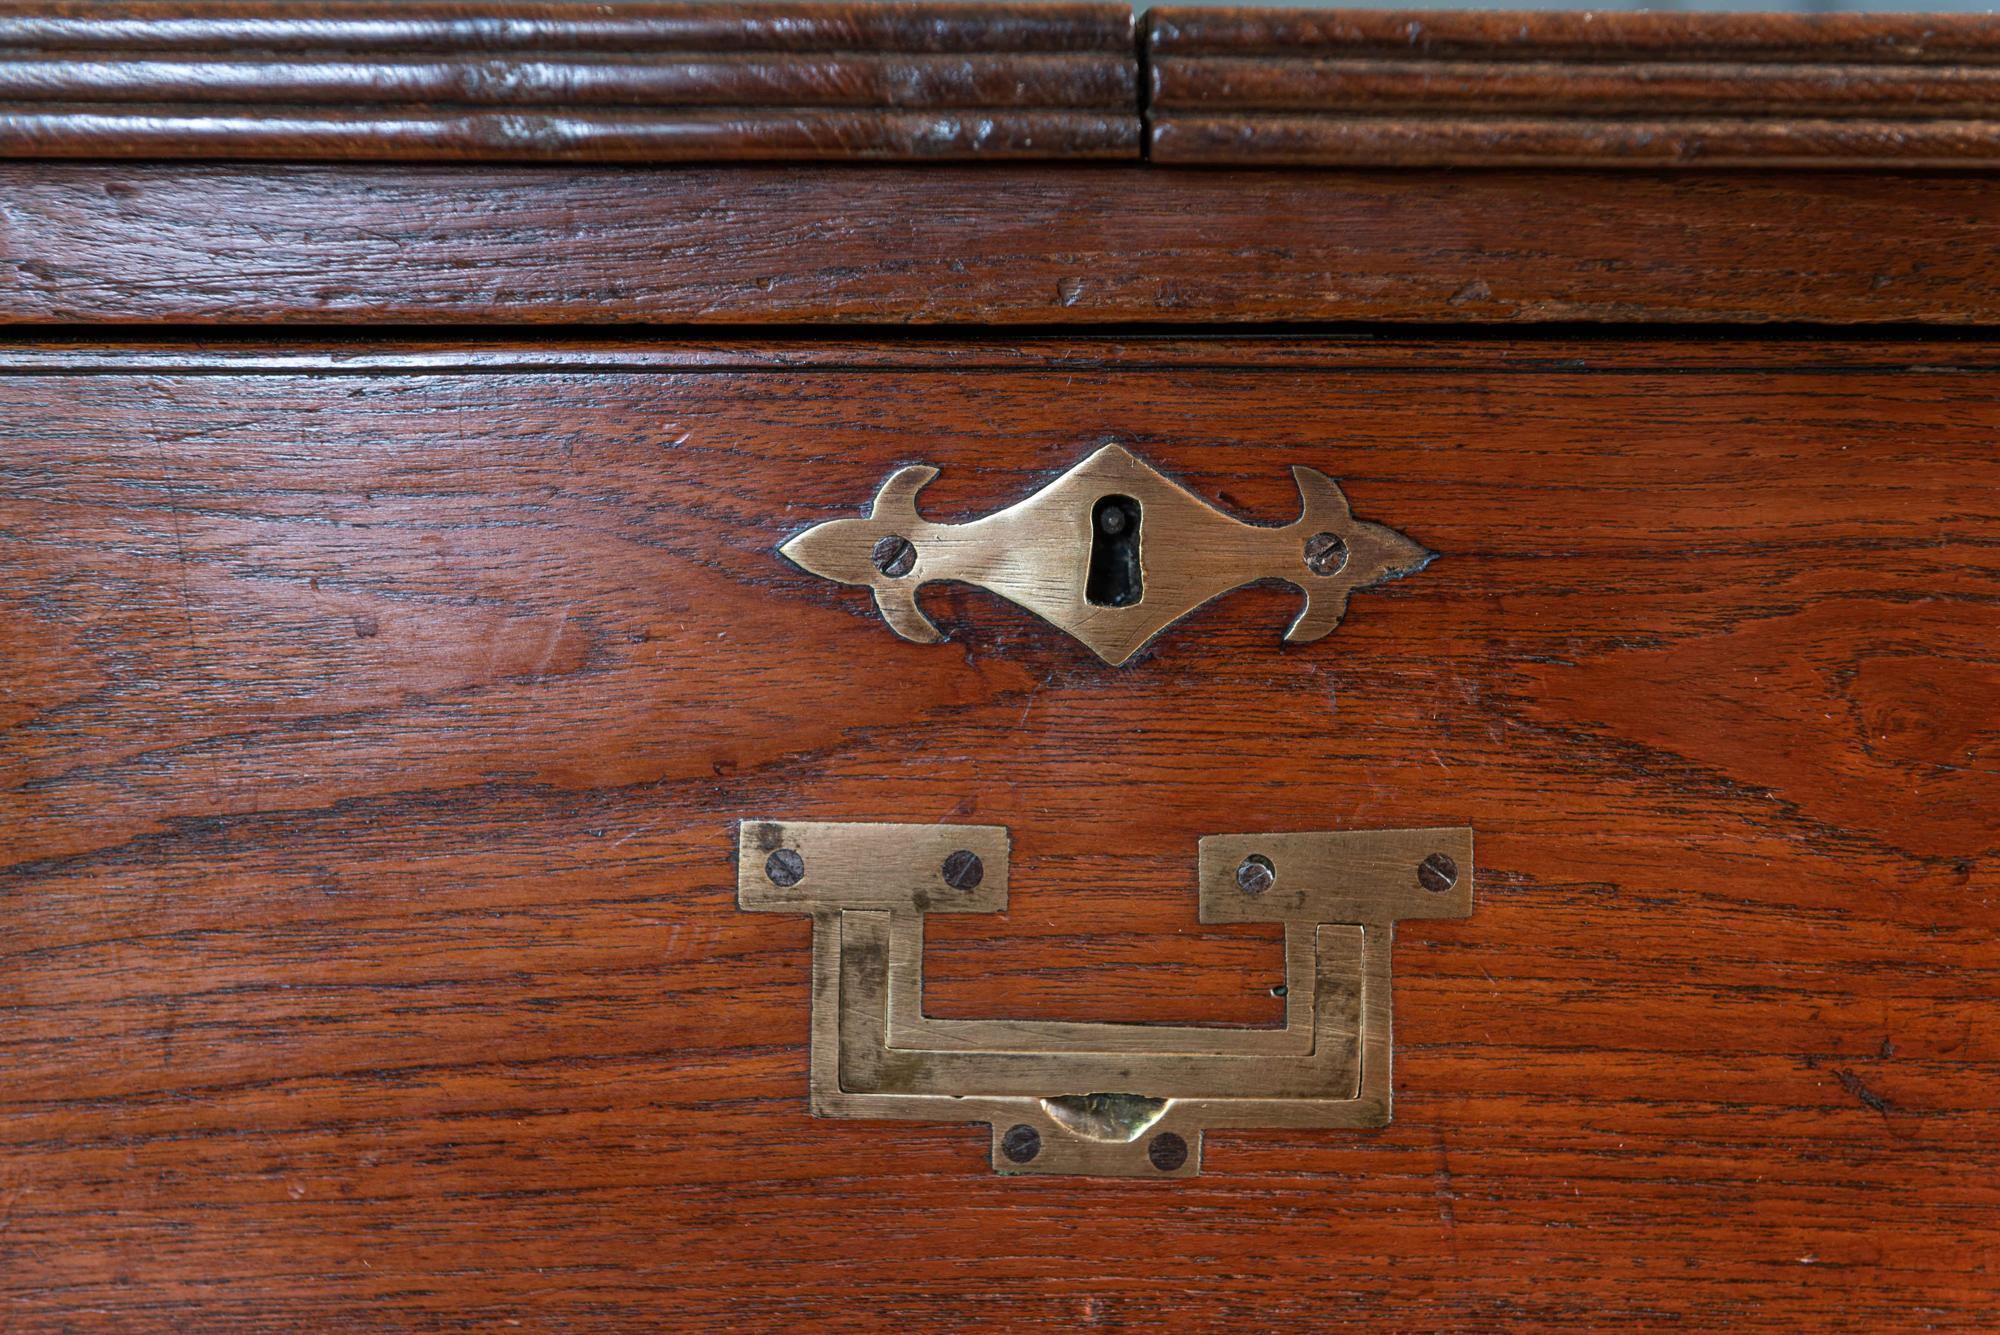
[3,339,1997,1328]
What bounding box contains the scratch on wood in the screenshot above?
[1833,1067,1892,1116]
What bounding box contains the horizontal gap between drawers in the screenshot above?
[3,325,2000,376]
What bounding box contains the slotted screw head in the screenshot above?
[1304,531,1349,576]
[1417,853,1459,893]
[871,535,917,578]
[941,850,984,891]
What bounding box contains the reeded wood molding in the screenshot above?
[0,1,1133,52]
[11,5,2000,166]
[0,1,1139,161]
[1147,7,2000,168]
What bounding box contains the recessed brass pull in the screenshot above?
[779,444,1433,665]
[737,820,1473,1178]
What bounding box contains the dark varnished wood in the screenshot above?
[0,107,1139,162]
[0,54,1135,109]
[2,338,1995,1329]
[1156,57,2000,116]
[0,2,1135,54]
[9,330,2000,372]
[20,4,2000,169]
[0,1,1137,162]
[8,162,2000,326]
[1148,6,2000,167]
[1153,116,2000,169]
[1148,9,2000,61]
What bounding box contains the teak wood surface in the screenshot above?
[0,1,1140,161]
[12,2,2000,165]
[1146,7,2000,166]
[3,338,1996,1329]
[10,163,2000,327]
[4,4,2000,1330]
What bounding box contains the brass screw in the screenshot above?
[1236,854,1275,895]
[1304,531,1348,576]
[764,848,805,887]
[941,849,984,891]
[1417,853,1459,893]
[871,534,917,578]
[1001,1124,1041,1164]
[1148,1131,1189,1172]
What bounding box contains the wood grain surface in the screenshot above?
[0,1,1137,162]
[3,337,1995,1330]
[9,162,2000,327]
[0,2,1134,53]
[16,4,2000,168]
[1148,9,2000,60]
[1147,6,2000,167]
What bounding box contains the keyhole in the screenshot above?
[1086,494,1143,608]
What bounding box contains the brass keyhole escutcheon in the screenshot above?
[779,444,1434,665]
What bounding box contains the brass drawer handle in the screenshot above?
[738,820,1473,1177]
[780,444,1432,665]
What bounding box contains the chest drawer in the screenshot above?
[4,335,1995,1326]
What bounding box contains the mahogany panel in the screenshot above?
[6,163,2000,325]
[2,339,1996,1330]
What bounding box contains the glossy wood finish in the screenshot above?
[0,54,1132,107]
[0,108,1140,162]
[1152,8,2000,59]
[22,3,2000,169]
[1149,7,2000,166]
[0,1,1137,161]
[10,162,2000,326]
[3,338,1996,1329]
[4,6,1999,1327]
[0,2,1132,52]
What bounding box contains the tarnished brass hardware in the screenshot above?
[737,820,1474,1178]
[779,444,1433,665]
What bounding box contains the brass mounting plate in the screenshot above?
[737,820,1474,1178]
[779,444,1433,665]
